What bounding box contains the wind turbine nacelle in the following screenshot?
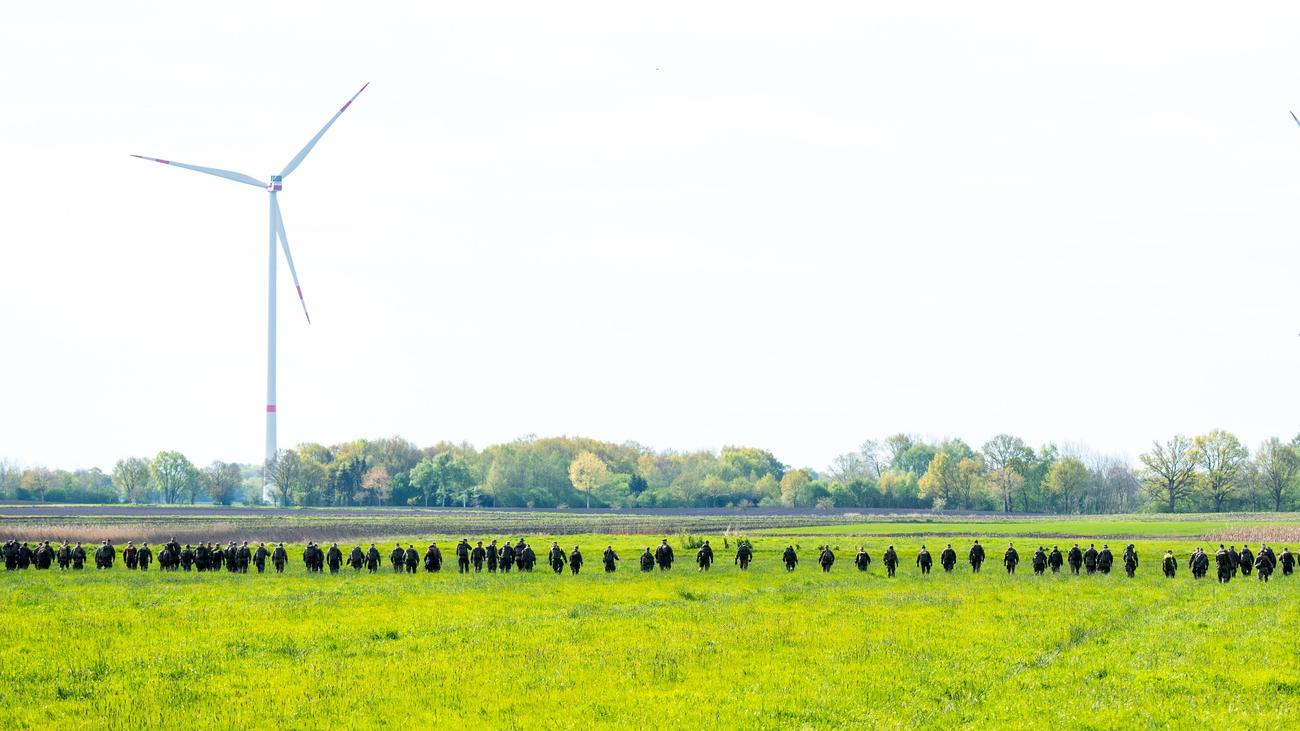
[269,175,283,192]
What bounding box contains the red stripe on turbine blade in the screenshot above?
[157,159,170,164]
[340,101,351,112]
[266,405,276,413]
[296,286,303,299]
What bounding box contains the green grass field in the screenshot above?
[2,514,1298,730]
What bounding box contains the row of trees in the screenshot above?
[4,430,1300,513]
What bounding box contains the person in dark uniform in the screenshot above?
[486,541,499,573]
[855,547,872,571]
[272,543,288,573]
[1003,543,1018,574]
[1082,544,1098,574]
[366,543,381,573]
[470,541,486,572]
[456,540,471,573]
[123,542,138,570]
[404,545,419,573]
[56,542,71,570]
[1215,546,1233,583]
[389,544,405,573]
[1048,546,1063,573]
[939,544,956,572]
[72,542,87,570]
[1191,547,1208,579]
[1031,547,1047,575]
[1255,551,1273,582]
[1239,545,1255,577]
[254,543,270,573]
[327,543,343,574]
[968,541,985,572]
[1280,548,1295,576]
[734,542,753,570]
[1228,546,1240,577]
[99,540,116,569]
[1122,544,1138,578]
[1097,545,1113,575]
[549,542,566,574]
[640,547,655,572]
[782,545,799,572]
[915,546,932,575]
[137,543,153,571]
[1066,544,1082,574]
[818,546,835,573]
[179,544,194,571]
[568,546,583,575]
[1161,550,1177,578]
[499,541,515,572]
[519,543,536,571]
[655,540,675,571]
[424,543,442,572]
[602,545,619,572]
[237,542,252,573]
[696,541,714,571]
[883,545,898,577]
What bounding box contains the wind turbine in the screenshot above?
[133,83,368,502]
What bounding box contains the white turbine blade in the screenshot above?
[280,83,369,179]
[130,155,265,188]
[272,196,311,324]
[1292,111,1300,129]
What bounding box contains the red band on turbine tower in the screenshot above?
[266,405,276,413]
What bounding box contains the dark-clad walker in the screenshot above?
[915,546,931,575]
[72,542,87,570]
[327,543,344,574]
[1228,545,1240,576]
[56,542,71,569]
[1239,545,1255,577]
[1261,544,1277,573]
[34,542,53,570]
[602,545,619,573]
[549,542,566,574]
[1215,545,1233,583]
[17,542,32,569]
[1097,545,1114,575]
[696,541,714,571]
[390,544,405,573]
[195,542,210,571]
[654,539,675,571]
[734,542,753,571]
[499,541,515,572]
[1192,547,1209,579]
[782,545,799,572]
[455,539,471,574]
[939,544,956,572]
[180,544,194,571]
[366,544,381,573]
[237,541,252,573]
[1031,547,1047,575]
[1083,544,1099,574]
[404,545,418,574]
[254,543,270,573]
[1281,548,1295,576]
[640,547,655,572]
[854,547,872,572]
[1122,544,1138,578]
[1255,551,1273,582]
[568,546,583,575]
[1002,543,1018,574]
[1161,550,1177,578]
[818,546,835,573]
[968,541,985,572]
[1066,544,1083,574]
[519,542,536,571]
[123,542,138,570]
[471,541,486,572]
[273,543,288,573]
[96,540,116,569]
[486,541,499,573]
[1047,546,1063,573]
[424,543,442,572]
[882,545,898,577]
[137,542,153,571]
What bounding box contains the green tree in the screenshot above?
[150,451,197,505]
[779,469,810,507]
[112,457,153,503]
[982,434,1031,512]
[201,461,243,505]
[1191,430,1248,512]
[1255,438,1298,511]
[267,449,301,507]
[1043,457,1089,514]
[568,451,609,509]
[1139,436,1196,512]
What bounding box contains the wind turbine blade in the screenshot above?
[272,196,311,324]
[130,155,265,188]
[280,83,369,179]
[1292,111,1300,129]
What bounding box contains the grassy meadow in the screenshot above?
[1,513,1298,730]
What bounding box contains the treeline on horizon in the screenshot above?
[2,431,1299,514]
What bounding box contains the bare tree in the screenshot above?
[1255,438,1298,511]
[266,449,301,507]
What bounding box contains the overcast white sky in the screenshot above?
[3,2,1300,473]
